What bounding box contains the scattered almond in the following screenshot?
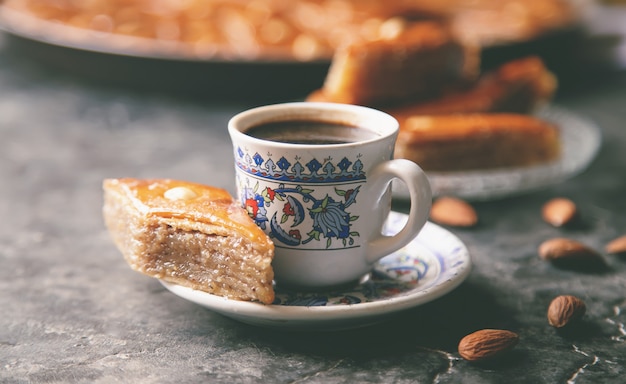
[458,329,519,362]
[541,197,577,227]
[430,196,478,227]
[547,295,586,328]
[605,234,626,255]
[538,238,606,269]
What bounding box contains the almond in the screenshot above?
[547,295,586,328]
[541,197,577,227]
[458,329,519,361]
[538,238,606,269]
[605,234,626,255]
[430,196,478,227]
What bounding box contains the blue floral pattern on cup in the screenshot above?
[240,182,361,249]
[236,148,365,249]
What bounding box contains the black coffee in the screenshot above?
[245,120,380,145]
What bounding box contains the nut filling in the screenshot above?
[139,224,273,303]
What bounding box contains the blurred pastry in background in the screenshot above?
[0,0,586,61]
[385,56,557,121]
[310,56,557,118]
[313,20,479,106]
[430,0,584,48]
[305,17,561,173]
[394,114,561,172]
[0,0,440,61]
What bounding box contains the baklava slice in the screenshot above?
[386,56,557,120]
[316,20,479,106]
[395,114,561,172]
[103,178,275,304]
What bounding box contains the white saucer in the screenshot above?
[160,211,472,331]
[392,105,602,201]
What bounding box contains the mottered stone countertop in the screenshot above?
[0,33,625,384]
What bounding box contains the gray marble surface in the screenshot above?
[1,34,626,384]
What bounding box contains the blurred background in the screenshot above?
[0,0,624,103]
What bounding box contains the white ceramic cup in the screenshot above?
[228,102,432,288]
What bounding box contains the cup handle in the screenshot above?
[366,159,432,263]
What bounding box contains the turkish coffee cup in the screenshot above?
[228,102,431,288]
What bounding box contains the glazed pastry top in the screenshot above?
[103,178,272,250]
